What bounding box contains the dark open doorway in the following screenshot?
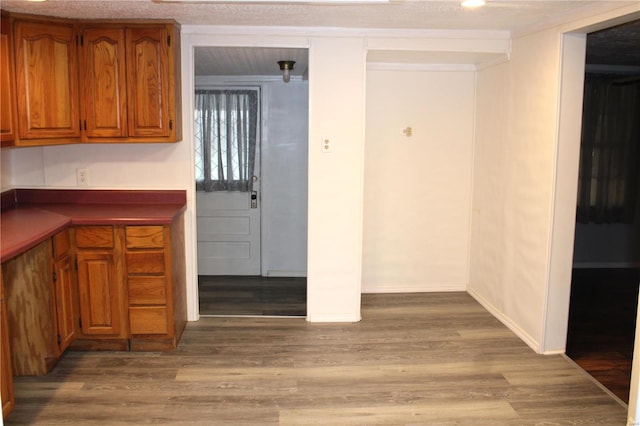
[565,19,640,403]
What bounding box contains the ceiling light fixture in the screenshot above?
[278,60,295,83]
[461,0,485,8]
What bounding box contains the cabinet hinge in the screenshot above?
[79,318,82,329]
[169,120,173,131]
[75,258,78,271]
[167,35,171,46]
[52,271,57,283]
[57,334,62,345]
[84,120,87,131]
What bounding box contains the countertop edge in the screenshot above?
[1,193,187,263]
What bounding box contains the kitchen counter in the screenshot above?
[0,189,187,263]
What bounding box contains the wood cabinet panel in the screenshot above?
[128,276,166,305]
[125,27,171,138]
[126,226,164,248]
[2,240,56,376]
[80,27,127,138]
[52,228,71,257]
[129,306,168,335]
[1,16,16,145]
[1,273,15,418]
[52,254,75,353]
[76,251,123,336]
[13,20,80,141]
[126,251,165,274]
[75,226,114,249]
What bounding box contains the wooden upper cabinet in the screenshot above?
[125,27,171,139]
[80,24,180,142]
[80,28,127,138]
[1,16,16,146]
[13,20,81,141]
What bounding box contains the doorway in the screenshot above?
[565,19,640,403]
[193,47,309,317]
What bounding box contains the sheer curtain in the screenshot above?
[576,74,640,224]
[194,89,259,192]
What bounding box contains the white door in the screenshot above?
[194,87,261,276]
[196,170,261,275]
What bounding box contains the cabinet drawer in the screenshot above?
[129,306,168,335]
[52,229,71,258]
[128,276,166,305]
[75,226,114,249]
[126,251,165,274]
[126,226,164,249]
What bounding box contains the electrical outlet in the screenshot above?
[322,137,332,153]
[76,168,89,187]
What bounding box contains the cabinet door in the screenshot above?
[52,254,75,352]
[1,16,15,145]
[14,20,80,140]
[125,27,171,138]
[81,28,127,138]
[76,251,123,336]
[1,275,15,418]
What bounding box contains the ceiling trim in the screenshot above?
[182,24,511,40]
[367,62,477,72]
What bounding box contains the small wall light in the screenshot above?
[278,60,296,83]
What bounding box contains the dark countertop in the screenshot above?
[1,189,187,263]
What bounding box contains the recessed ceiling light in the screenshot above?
[461,0,486,8]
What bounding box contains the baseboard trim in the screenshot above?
[362,283,466,293]
[306,314,361,323]
[467,287,541,353]
[264,270,307,277]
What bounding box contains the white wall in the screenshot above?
[469,4,640,354]
[306,36,366,321]
[362,68,474,293]
[261,80,308,276]
[3,143,189,190]
[469,28,562,351]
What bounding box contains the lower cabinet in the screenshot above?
[52,230,76,353]
[2,230,76,377]
[1,272,15,418]
[72,216,186,351]
[75,226,127,340]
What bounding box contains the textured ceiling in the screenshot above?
[0,0,623,31]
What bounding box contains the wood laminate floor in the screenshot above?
[198,275,306,317]
[566,268,640,404]
[6,293,627,425]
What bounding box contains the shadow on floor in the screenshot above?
[198,275,306,317]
